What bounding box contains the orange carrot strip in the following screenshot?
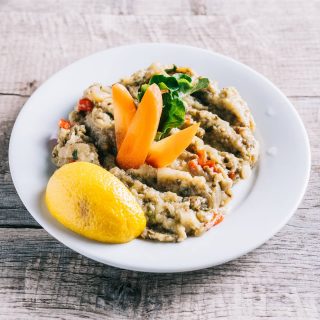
[146,123,200,168]
[112,83,137,150]
[116,84,162,169]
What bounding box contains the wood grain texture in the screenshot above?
[0,0,319,319]
[1,8,320,97]
[0,227,319,320]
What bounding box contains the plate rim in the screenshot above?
[9,43,311,272]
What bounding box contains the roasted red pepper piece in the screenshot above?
[188,159,198,173]
[58,119,71,129]
[228,171,236,180]
[197,150,206,166]
[78,98,94,112]
[213,214,224,226]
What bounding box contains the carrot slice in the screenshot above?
[112,83,137,150]
[116,84,163,169]
[58,119,71,129]
[146,123,200,168]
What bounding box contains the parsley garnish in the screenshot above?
[137,69,209,139]
[72,149,78,161]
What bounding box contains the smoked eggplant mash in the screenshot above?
[51,64,259,242]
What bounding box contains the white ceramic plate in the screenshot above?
[9,44,310,272]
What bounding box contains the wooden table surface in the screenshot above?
[1,0,319,319]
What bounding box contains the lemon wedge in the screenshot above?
[45,162,146,243]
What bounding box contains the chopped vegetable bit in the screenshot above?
[204,212,224,230]
[228,171,236,180]
[203,160,215,169]
[213,213,224,226]
[58,119,71,129]
[78,98,94,112]
[72,149,78,161]
[165,64,177,74]
[188,159,198,172]
[196,150,218,172]
[184,114,192,125]
[197,150,206,166]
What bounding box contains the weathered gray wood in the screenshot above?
[2,0,319,17]
[0,228,319,319]
[0,0,320,318]
[0,96,38,227]
[0,9,320,97]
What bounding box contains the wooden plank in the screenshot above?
[2,0,319,17]
[0,13,319,97]
[0,95,38,227]
[0,227,319,319]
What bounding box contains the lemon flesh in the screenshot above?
[45,162,146,243]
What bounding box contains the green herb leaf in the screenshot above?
[158,82,169,91]
[162,92,172,106]
[174,73,192,82]
[72,149,78,161]
[173,73,193,93]
[158,98,186,138]
[149,75,179,91]
[189,77,210,94]
[136,70,208,140]
[165,64,177,74]
[137,83,150,101]
[177,78,192,93]
[155,131,162,141]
